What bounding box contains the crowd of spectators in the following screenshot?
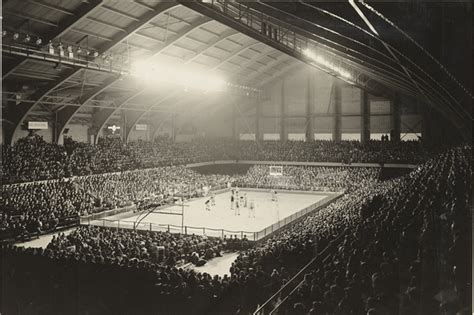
[2,145,469,314]
[266,145,471,315]
[47,226,228,267]
[74,166,231,212]
[1,166,230,240]
[3,134,435,184]
[1,134,69,183]
[1,161,378,241]
[235,165,380,193]
[1,180,91,240]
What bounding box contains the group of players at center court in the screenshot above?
[204,187,279,217]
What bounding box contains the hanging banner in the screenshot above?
[28,121,48,129]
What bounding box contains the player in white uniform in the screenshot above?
[248,200,255,218]
[205,199,211,211]
[235,199,240,216]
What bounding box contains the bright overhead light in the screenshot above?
[303,48,316,60]
[131,60,226,92]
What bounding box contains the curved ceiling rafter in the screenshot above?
[247,2,415,96]
[244,2,406,80]
[299,1,471,123]
[4,2,181,144]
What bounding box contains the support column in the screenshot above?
[171,114,177,143]
[232,101,238,140]
[256,99,262,141]
[121,110,127,142]
[333,80,342,142]
[306,70,314,141]
[280,79,287,141]
[360,89,370,143]
[390,93,401,142]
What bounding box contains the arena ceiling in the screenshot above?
[1,0,472,143]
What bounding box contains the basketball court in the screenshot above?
[89,189,339,240]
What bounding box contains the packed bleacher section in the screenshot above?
[235,165,380,192]
[46,226,236,267]
[1,165,230,240]
[1,180,91,241]
[1,145,470,314]
[74,166,231,213]
[260,145,472,315]
[2,134,436,184]
[1,163,376,241]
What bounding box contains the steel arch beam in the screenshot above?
[212,41,263,70]
[186,29,238,63]
[92,88,146,141]
[231,45,276,77]
[94,2,178,54]
[2,0,103,79]
[246,55,292,85]
[4,2,180,144]
[3,68,80,144]
[145,16,213,58]
[123,93,179,142]
[55,75,120,142]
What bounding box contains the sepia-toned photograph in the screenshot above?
[1,1,471,314]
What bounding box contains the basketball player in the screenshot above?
[248,200,255,218]
[240,194,244,208]
[274,191,278,202]
[235,199,240,216]
[210,192,215,206]
[230,194,234,210]
[205,199,211,211]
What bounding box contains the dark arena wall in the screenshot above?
[1,1,471,315]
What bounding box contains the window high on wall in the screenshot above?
[341,133,361,141]
[314,133,333,140]
[371,133,389,141]
[401,133,422,141]
[263,133,280,141]
[288,133,305,141]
